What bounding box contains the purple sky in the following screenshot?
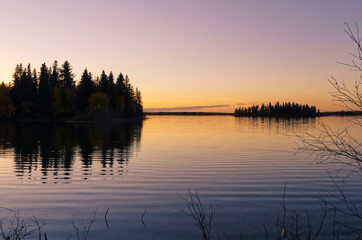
[0,0,361,111]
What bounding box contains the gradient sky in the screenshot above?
[0,0,361,112]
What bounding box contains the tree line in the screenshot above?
[0,61,143,120]
[234,102,318,117]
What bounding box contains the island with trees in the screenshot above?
[0,61,143,121]
[234,102,318,118]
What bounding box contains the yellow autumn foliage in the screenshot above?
[88,92,110,113]
[52,87,76,116]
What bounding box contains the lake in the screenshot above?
[0,116,360,239]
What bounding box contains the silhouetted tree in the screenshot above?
[99,70,109,93]
[10,64,37,116]
[116,73,126,95]
[32,68,38,89]
[10,64,24,114]
[108,71,115,87]
[49,60,60,90]
[76,68,94,113]
[123,75,137,117]
[115,73,126,114]
[38,63,52,116]
[0,82,15,118]
[25,64,37,115]
[56,61,76,115]
[60,60,75,88]
[135,88,143,116]
[108,71,117,108]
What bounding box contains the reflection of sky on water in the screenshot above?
[0,116,360,239]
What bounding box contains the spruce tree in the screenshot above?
[32,69,38,88]
[116,73,126,97]
[26,64,37,105]
[49,60,60,90]
[135,88,143,116]
[10,64,23,114]
[77,68,94,113]
[99,70,108,93]
[108,71,116,107]
[108,71,114,87]
[38,63,52,116]
[60,60,75,88]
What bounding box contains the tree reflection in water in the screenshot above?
[0,122,142,183]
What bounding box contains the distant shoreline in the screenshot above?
[316,111,362,116]
[145,112,233,116]
[145,111,362,117]
[0,111,360,122]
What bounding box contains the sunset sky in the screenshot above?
[0,0,361,112]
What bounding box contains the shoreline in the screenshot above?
[0,111,360,122]
[0,116,146,123]
[145,111,362,117]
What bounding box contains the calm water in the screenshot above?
[0,116,361,239]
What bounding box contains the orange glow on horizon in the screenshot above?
[0,1,360,113]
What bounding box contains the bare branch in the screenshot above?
[72,210,97,240]
[179,189,215,240]
[296,22,362,239]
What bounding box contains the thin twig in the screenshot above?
[141,207,147,231]
[104,208,110,230]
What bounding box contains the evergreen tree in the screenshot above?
[115,73,126,114]
[49,60,60,90]
[135,88,143,116]
[123,75,137,117]
[57,61,76,115]
[76,68,94,113]
[26,64,37,106]
[13,64,23,86]
[10,64,23,114]
[32,68,38,89]
[108,71,116,107]
[60,60,75,88]
[108,71,114,87]
[10,64,37,116]
[0,82,16,118]
[38,63,52,116]
[99,70,109,93]
[116,73,126,96]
